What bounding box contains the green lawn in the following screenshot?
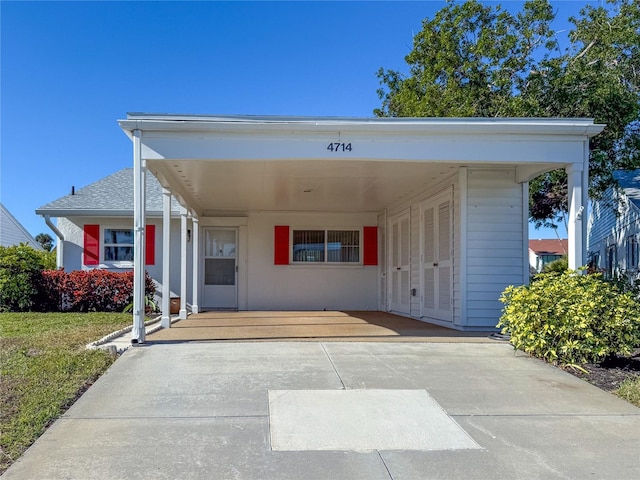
[0,312,132,474]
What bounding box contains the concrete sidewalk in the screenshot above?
[3,342,639,479]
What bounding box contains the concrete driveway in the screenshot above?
[3,339,639,479]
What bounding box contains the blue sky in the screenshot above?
[1,0,599,240]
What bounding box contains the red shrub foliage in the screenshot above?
[37,270,156,312]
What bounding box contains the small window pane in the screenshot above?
[327,230,359,263]
[104,229,134,245]
[104,246,134,261]
[293,230,325,262]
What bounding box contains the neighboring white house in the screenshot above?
[529,239,568,274]
[587,169,640,279]
[1,202,43,250]
[38,114,603,340]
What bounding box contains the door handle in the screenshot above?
[396,267,401,270]
[433,263,438,267]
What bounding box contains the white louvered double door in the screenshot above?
[421,191,453,322]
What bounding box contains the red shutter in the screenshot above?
[83,224,100,266]
[145,225,155,265]
[274,225,290,265]
[363,226,378,266]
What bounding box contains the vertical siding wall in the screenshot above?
[466,169,525,327]
[588,190,640,272]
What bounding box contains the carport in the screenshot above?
[117,114,604,343]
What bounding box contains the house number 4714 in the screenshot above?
[327,142,352,152]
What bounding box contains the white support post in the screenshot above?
[132,129,146,343]
[582,140,590,264]
[566,163,584,271]
[179,207,188,320]
[191,215,200,314]
[161,188,172,328]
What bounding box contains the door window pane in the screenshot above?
[205,259,236,285]
[205,230,236,258]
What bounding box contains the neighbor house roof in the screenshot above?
[1,202,43,250]
[36,168,182,217]
[529,239,568,256]
[614,169,640,210]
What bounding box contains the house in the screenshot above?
[1,202,43,250]
[39,114,604,342]
[36,168,185,297]
[587,169,640,279]
[528,238,568,273]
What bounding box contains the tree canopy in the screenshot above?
[376,0,640,228]
[35,233,54,252]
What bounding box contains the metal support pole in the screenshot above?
[132,129,146,343]
[161,188,172,328]
[191,216,200,314]
[179,207,188,320]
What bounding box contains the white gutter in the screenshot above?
[43,215,64,269]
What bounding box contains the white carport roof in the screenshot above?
[118,114,604,217]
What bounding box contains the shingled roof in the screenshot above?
[36,168,181,217]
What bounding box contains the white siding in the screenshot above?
[0,204,42,250]
[587,189,640,275]
[465,169,524,327]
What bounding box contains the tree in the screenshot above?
[376,0,640,228]
[35,233,54,252]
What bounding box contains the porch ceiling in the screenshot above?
[148,159,465,215]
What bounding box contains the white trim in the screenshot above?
[458,167,468,327]
[567,163,584,270]
[179,208,188,320]
[192,216,200,314]
[522,182,530,285]
[132,129,146,343]
[161,188,172,328]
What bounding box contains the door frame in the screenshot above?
[201,226,239,310]
[419,187,454,322]
[387,209,411,314]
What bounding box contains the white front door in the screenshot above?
[203,228,237,310]
[420,190,453,322]
[389,211,410,314]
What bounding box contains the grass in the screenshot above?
[0,312,132,474]
[615,376,640,408]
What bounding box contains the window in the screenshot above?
[104,229,134,261]
[627,235,639,270]
[292,229,360,263]
[606,244,617,279]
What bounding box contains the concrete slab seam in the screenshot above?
[320,343,346,390]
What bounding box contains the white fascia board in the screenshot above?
[118,115,605,138]
[35,209,180,218]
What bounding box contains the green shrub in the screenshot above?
[497,270,640,366]
[0,245,52,312]
[540,256,567,274]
